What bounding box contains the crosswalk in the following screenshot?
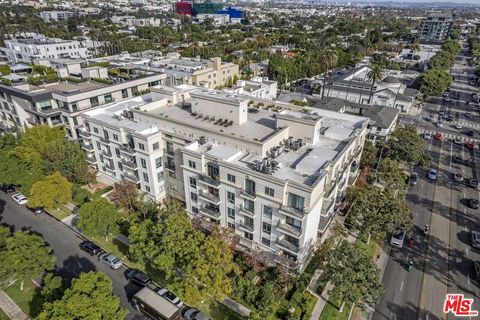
[417,128,480,144]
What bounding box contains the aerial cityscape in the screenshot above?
[0,0,479,319]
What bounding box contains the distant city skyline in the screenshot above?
[332,0,479,4]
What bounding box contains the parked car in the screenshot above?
[454,172,464,182]
[474,261,480,281]
[455,123,463,130]
[79,241,102,256]
[390,231,405,248]
[469,199,479,210]
[1,184,15,193]
[156,288,184,307]
[438,110,446,116]
[466,130,475,137]
[409,173,418,186]
[453,137,462,145]
[423,132,432,140]
[424,115,433,122]
[11,193,28,205]
[126,269,151,287]
[469,178,478,190]
[182,308,210,320]
[465,112,472,118]
[428,168,438,181]
[446,114,454,122]
[436,121,444,128]
[466,141,476,149]
[434,132,443,141]
[30,207,44,215]
[98,252,123,269]
[472,231,480,248]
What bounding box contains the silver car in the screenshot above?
[98,252,123,269]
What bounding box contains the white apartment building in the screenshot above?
[1,35,91,64]
[420,14,453,44]
[0,72,166,139]
[40,11,75,22]
[225,77,278,100]
[321,66,417,113]
[81,84,369,271]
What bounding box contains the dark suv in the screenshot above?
[79,241,102,256]
[125,269,151,287]
[1,184,15,193]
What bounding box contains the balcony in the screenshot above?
[165,148,175,157]
[239,204,255,218]
[102,149,113,158]
[79,130,91,139]
[124,172,140,184]
[278,220,302,237]
[240,189,256,200]
[121,157,137,169]
[279,205,305,219]
[165,163,176,172]
[120,145,136,156]
[199,190,221,205]
[86,155,96,164]
[321,199,335,216]
[81,142,94,152]
[324,180,336,199]
[200,206,221,220]
[238,221,255,233]
[274,254,299,269]
[100,137,110,144]
[276,238,300,254]
[350,162,360,173]
[105,163,115,172]
[198,174,220,188]
[238,237,253,250]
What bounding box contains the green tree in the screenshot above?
[110,181,139,212]
[28,172,72,209]
[321,241,383,310]
[319,48,338,100]
[1,231,56,288]
[0,64,11,75]
[0,226,10,250]
[38,272,128,320]
[377,158,406,191]
[360,140,377,169]
[420,69,451,97]
[77,197,120,240]
[385,125,429,167]
[367,64,384,104]
[40,273,65,303]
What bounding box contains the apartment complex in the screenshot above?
[81,85,369,271]
[420,14,453,44]
[0,72,166,139]
[1,35,90,64]
[152,56,239,89]
[226,77,278,100]
[39,11,75,22]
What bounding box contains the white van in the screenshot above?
[390,231,405,248]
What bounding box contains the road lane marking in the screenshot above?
[468,274,470,285]
[400,281,404,292]
[466,248,469,256]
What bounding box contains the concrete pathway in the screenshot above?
[0,290,29,320]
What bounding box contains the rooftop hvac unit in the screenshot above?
[255,161,263,172]
[198,136,207,145]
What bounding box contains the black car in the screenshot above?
[466,130,475,137]
[126,269,151,286]
[1,184,15,193]
[409,173,418,186]
[79,241,102,255]
[469,199,480,210]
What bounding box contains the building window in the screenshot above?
[170,184,178,191]
[96,141,101,149]
[227,207,235,219]
[265,186,274,197]
[155,157,162,168]
[286,216,302,228]
[262,222,271,235]
[90,97,99,107]
[115,148,120,157]
[244,232,253,241]
[245,179,255,195]
[145,186,151,192]
[39,100,52,111]
[190,177,197,188]
[288,193,305,211]
[188,160,196,169]
[261,237,271,246]
[138,143,145,151]
[113,134,118,141]
[141,158,147,169]
[263,205,273,219]
[118,162,123,171]
[104,94,113,104]
[132,86,138,95]
[192,206,198,214]
[191,192,198,203]
[244,216,254,229]
[121,89,128,99]
[244,199,254,212]
[227,191,235,204]
[153,142,159,151]
[227,174,236,183]
[93,127,98,134]
[228,222,235,229]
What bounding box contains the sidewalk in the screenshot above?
[0,290,29,320]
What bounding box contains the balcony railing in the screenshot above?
[165,163,176,172]
[120,145,136,155]
[321,199,335,216]
[105,163,115,171]
[100,137,110,144]
[200,206,221,220]
[276,238,300,253]
[274,254,299,269]
[86,155,96,163]
[102,150,113,158]
[81,142,94,151]
[279,205,305,219]
[238,221,254,232]
[79,130,91,139]
[124,172,140,183]
[199,190,221,205]
[121,157,137,169]
[277,220,302,237]
[198,174,220,188]
[239,204,255,217]
[240,188,256,200]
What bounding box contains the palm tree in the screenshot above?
[319,48,338,100]
[410,41,420,60]
[367,64,384,104]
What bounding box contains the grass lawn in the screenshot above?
[0,308,9,320]
[319,297,353,320]
[90,236,144,270]
[195,298,246,320]
[355,239,378,261]
[3,280,41,318]
[45,205,72,221]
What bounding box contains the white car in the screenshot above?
[156,288,183,307]
[437,121,444,128]
[428,168,438,181]
[455,123,463,129]
[183,308,210,320]
[98,252,123,269]
[423,132,432,140]
[11,193,28,205]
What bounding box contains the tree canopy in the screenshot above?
[384,125,430,167]
[77,197,120,239]
[28,172,72,209]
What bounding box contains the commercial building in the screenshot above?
[152,56,239,88]
[81,84,369,271]
[0,69,166,139]
[420,14,453,44]
[39,11,74,22]
[225,77,278,100]
[321,66,417,113]
[1,35,91,64]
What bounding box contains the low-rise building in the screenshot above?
[80,84,369,271]
[225,77,278,100]
[39,11,75,22]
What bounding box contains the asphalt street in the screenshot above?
[373,40,480,320]
[0,192,147,320]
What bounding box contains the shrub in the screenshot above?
[0,77,12,86]
[0,64,11,76]
[92,77,113,85]
[72,185,92,206]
